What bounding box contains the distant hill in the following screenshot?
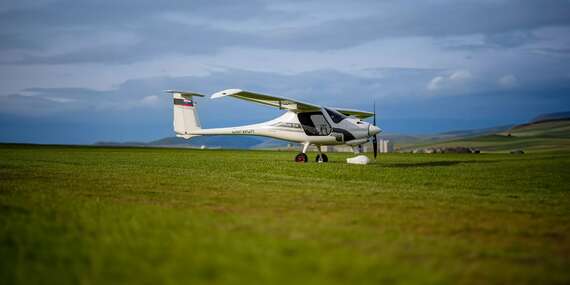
[401,112,570,153]
[387,125,514,149]
[502,120,570,138]
[96,135,289,149]
[391,111,569,148]
[436,124,513,138]
[94,141,147,147]
[530,111,570,124]
[149,136,263,148]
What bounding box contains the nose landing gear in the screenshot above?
[294,142,311,163]
[315,154,328,163]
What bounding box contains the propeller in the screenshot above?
[372,101,378,159]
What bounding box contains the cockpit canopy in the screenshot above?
[324,108,348,124]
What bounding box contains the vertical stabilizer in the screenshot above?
[166,90,205,139]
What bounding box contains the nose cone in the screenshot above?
[369,125,382,136]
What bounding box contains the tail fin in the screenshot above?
[166,90,205,139]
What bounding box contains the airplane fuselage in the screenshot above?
[187,109,380,146]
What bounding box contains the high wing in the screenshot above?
[211,89,320,112]
[211,88,374,118]
[333,108,374,119]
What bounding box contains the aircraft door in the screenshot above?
[297,111,332,136]
[311,113,332,135]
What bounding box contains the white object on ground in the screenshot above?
[346,155,370,165]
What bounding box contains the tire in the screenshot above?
[316,154,328,163]
[295,153,308,163]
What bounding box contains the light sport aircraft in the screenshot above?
[166,89,382,163]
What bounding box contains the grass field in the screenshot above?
[1,144,569,284]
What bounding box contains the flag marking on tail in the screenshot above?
[173,98,194,107]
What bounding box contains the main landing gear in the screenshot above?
[294,143,328,163]
[315,153,328,163]
[295,153,308,163]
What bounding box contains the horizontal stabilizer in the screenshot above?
[165,90,206,97]
[176,134,201,139]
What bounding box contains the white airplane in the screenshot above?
[166,89,382,163]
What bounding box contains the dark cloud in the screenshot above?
[1,0,569,64]
[484,30,537,48]
[0,68,438,125]
[0,0,272,31]
[0,0,283,63]
[264,1,570,50]
[532,47,570,57]
[441,30,541,51]
[3,23,250,64]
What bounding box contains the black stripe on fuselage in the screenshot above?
[332,128,355,141]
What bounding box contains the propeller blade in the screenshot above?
[373,135,378,159]
[373,100,376,125]
[372,100,378,159]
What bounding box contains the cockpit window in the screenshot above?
[325,108,347,124]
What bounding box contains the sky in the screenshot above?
[0,0,569,144]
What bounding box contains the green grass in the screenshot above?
[1,144,569,285]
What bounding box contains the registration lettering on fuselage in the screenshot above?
[232,129,255,134]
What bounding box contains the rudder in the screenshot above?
[166,90,205,139]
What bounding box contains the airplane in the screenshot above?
[166,89,382,163]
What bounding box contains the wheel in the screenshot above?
[315,154,328,163]
[295,153,308,163]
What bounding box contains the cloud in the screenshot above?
[1,0,569,64]
[427,70,473,91]
[450,70,472,80]
[44,97,76,103]
[427,76,445,91]
[0,68,438,119]
[263,0,570,50]
[0,0,286,63]
[140,95,159,106]
[532,47,570,57]
[498,74,518,88]
[484,30,536,48]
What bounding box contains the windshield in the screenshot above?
[324,108,347,124]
